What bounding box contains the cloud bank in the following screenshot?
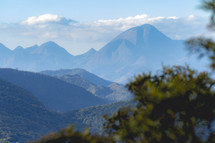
[21,14,76,26]
[0,14,208,55]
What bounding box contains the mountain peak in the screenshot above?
[40,41,60,48]
[0,43,11,53]
[88,48,96,52]
[85,48,96,55]
[0,43,8,49]
[113,24,170,46]
[0,43,6,47]
[14,46,24,51]
[34,41,73,57]
[139,24,156,29]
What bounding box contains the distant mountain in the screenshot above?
[41,68,113,86]
[0,77,134,142]
[2,41,75,71]
[83,24,186,82]
[59,74,132,102]
[0,24,189,83]
[74,48,97,66]
[0,68,107,112]
[41,68,132,102]
[0,43,12,66]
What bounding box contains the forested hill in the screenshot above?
[0,68,107,112]
[0,78,76,142]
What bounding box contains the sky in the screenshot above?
[0,0,210,55]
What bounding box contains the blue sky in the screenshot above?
[0,0,209,55]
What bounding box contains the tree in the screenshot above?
[104,66,215,143]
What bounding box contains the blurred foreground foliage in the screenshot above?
[104,66,215,143]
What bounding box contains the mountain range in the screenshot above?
[0,24,204,142]
[41,68,132,102]
[0,68,107,112]
[0,24,189,83]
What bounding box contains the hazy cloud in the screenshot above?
[94,14,178,31]
[0,14,208,55]
[21,14,76,26]
[93,14,207,39]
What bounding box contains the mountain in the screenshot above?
[74,48,97,66]
[0,43,12,66]
[0,77,134,142]
[0,68,107,112]
[41,68,113,86]
[0,24,188,83]
[2,41,75,71]
[83,24,186,82]
[41,68,132,102]
[57,74,132,102]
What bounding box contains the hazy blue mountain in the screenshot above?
[74,48,97,66]
[0,43,11,54]
[3,41,75,71]
[41,68,113,86]
[41,69,132,102]
[0,24,190,83]
[83,24,186,82]
[0,43,12,66]
[52,73,132,102]
[0,68,107,112]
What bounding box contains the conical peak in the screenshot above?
[0,43,7,49]
[14,46,24,51]
[40,41,60,48]
[113,24,170,45]
[0,43,11,52]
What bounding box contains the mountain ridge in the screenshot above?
[0,24,187,82]
[0,68,107,112]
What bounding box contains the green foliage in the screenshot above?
[104,66,215,143]
[187,0,215,69]
[66,100,135,133]
[202,0,215,29]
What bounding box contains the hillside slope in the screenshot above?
[41,69,132,102]
[0,68,107,112]
[0,78,77,142]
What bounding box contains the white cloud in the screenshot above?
[0,14,208,55]
[42,32,58,39]
[187,14,196,21]
[21,14,76,26]
[94,14,179,31]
